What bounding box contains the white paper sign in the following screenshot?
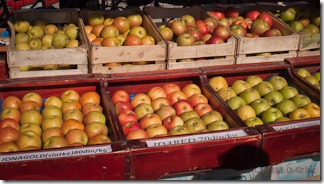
[146,130,248,147]
[272,120,320,131]
[0,145,112,163]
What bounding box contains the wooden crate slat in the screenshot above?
[167,57,235,70]
[299,33,320,51]
[297,50,320,57]
[236,51,297,64]
[90,62,166,74]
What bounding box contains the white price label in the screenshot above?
[146,130,247,147]
[0,145,112,163]
[272,120,320,131]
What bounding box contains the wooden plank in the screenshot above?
[167,57,235,70]
[90,62,166,74]
[236,51,297,64]
[297,50,320,57]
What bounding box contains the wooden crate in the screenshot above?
[0,74,129,180]
[143,6,236,70]
[202,3,299,64]
[200,61,320,165]
[285,56,320,99]
[7,9,88,78]
[256,1,320,57]
[105,69,262,179]
[80,9,167,74]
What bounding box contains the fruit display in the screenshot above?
[0,90,111,152]
[111,83,230,140]
[296,68,320,90]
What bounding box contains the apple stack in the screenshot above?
[143,6,236,70]
[80,9,166,74]
[7,9,88,78]
[257,2,320,57]
[111,83,229,140]
[207,74,320,127]
[204,4,299,64]
[0,89,111,153]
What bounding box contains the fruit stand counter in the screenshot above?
[0,74,128,180]
[104,68,262,179]
[200,61,320,166]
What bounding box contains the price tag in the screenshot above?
[0,145,112,163]
[272,120,320,131]
[146,130,247,147]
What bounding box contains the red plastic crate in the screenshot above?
[0,54,7,79]
[0,74,128,180]
[200,61,320,165]
[105,69,262,179]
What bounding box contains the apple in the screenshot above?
[245,117,263,127]
[225,7,239,18]
[257,12,273,28]
[122,121,141,135]
[16,130,42,150]
[250,98,271,117]
[63,109,84,123]
[0,127,19,144]
[14,20,31,33]
[0,118,20,131]
[268,76,288,91]
[280,8,296,23]
[250,19,270,36]
[168,125,190,136]
[186,28,202,42]
[20,109,43,125]
[151,97,170,112]
[2,96,22,110]
[291,94,311,108]
[176,33,195,46]
[298,17,310,28]
[60,89,80,103]
[19,101,41,113]
[210,9,225,20]
[232,19,248,29]
[182,83,201,98]
[0,142,19,153]
[83,111,106,126]
[276,99,297,116]
[239,88,261,104]
[194,103,213,117]
[290,21,304,32]
[245,75,263,87]
[82,103,103,116]
[245,10,261,21]
[170,20,186,36]
[65,129,89,146]
[201,33,212,43]
[141,35,155,45]
[206,36,224,44]
[131,93,151,108]
[303,103,320,118]
[305,75,319,85]
[280,86,299,100]
[162,83,181,95]
[61,99,82,114]
[261,107,283,124]
[289,108,310,120]
[184,117,206,133]
[118,110,138,126]
[231,80,251,95]
[147,86,167,100]
[22,92,43,107]
[20,123,42,137]
[88,12,104,26]
[173,100,194,115]
[179,109,201,122]
[212,26,230,41]
[230,24,247,37]
[61,119,85,135]
[159,26,173,41]
[274,117,291,123]
[1,108,21,123]
[146,124,168,138]
[127,14,143,28]
[114,101,133,115]
[162,115,184,130]
[226,96,246,110]
[260,29,282,37]
[167,91,187,106]
[44,96,63,109]
[112,16,130,34]
[79,91,101,107]
[264,91,284,106]
[140,113,162,129]
[196,20,210,35]
[124,34,142,46]
[42,127,64,142]
[42,105,63,118]
[207,120,229,131]
[42,116,63,130]
[219,18,230,28]
[236,105,256,121]
[200,110,223,126]
[43,135,69,149]
[180,15,196,27]
[126,128,148,140]
[254,81,275,96]
[155,105,176,121]
[204,17,218,32]
[187,93,208,107]
[296,68,311,78]
[313,72,320,82]
[134,103,154,120]
[208,76,228,92]
[217,87,237,102]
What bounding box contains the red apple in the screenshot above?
[196,20,210,35]
[124,34,142,46]
[0,127,19,144]
[122,121,141,135]
[245,10,261,21]
[186,28,202,42]
[155,105,176,121]
[162,83,181,95]
[140,113,162,129]
[0,118,20,131]
[118,110,138,126]
[212,26,230,41]
[232,19,248,30]
[162,115,184,130]
[167,90,187,105]
[1,96,22,110]
[187,93,208,107]
[260,29,282,37]
[173,100,193,115]
[115,101,133,114]
[194,103,213,117]
[204,17,218,32]
[112,16,130,34]
[257,12,273,28]
[210,9,225,20]
[225,7,239,18]
[250,19,270,35]
[207,36,225,44]
[65,129,89,146]
[170,20,186,36]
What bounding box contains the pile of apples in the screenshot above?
[208,74,320,127]
[85,12,156,47]
[0,90,111,153]
[111,83,229,140]
[276,7,320,34]
[210,7,281,38]
[158,14,231,46]
[14,18,81,71]
[296,68,320,89]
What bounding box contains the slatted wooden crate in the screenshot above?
[7,9,88,79]
[202,3,299,64]
[80,8,167,74]
[143,6,236,70]
[257,1,320,57]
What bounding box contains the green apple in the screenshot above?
[276,99,297,116]
[236,105,256,121]
[184,117,206,133]
[304,75,319,85]
[245,75,263,87]
[254,81,275,96]
[168,125,190,136]
[231,80,251,95]
[280,8,296,22]
[312,17,320,27]
[200,111,223,126]
[239,88,261,104]
[207,121,229,131]
[180,110,200,122]
[217,87,237,101]
[291,94,311,108]
[313,72,320,82]
[280,86,299,100]
[290,21,304,32]
[245,117,263,127]
[262,107,283,124]
[226,96,246,110]
[296,68,311,78]
[134,103,154,120]
[268,76,288,91]
[250,98,271,117]
[264,91,284,106]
